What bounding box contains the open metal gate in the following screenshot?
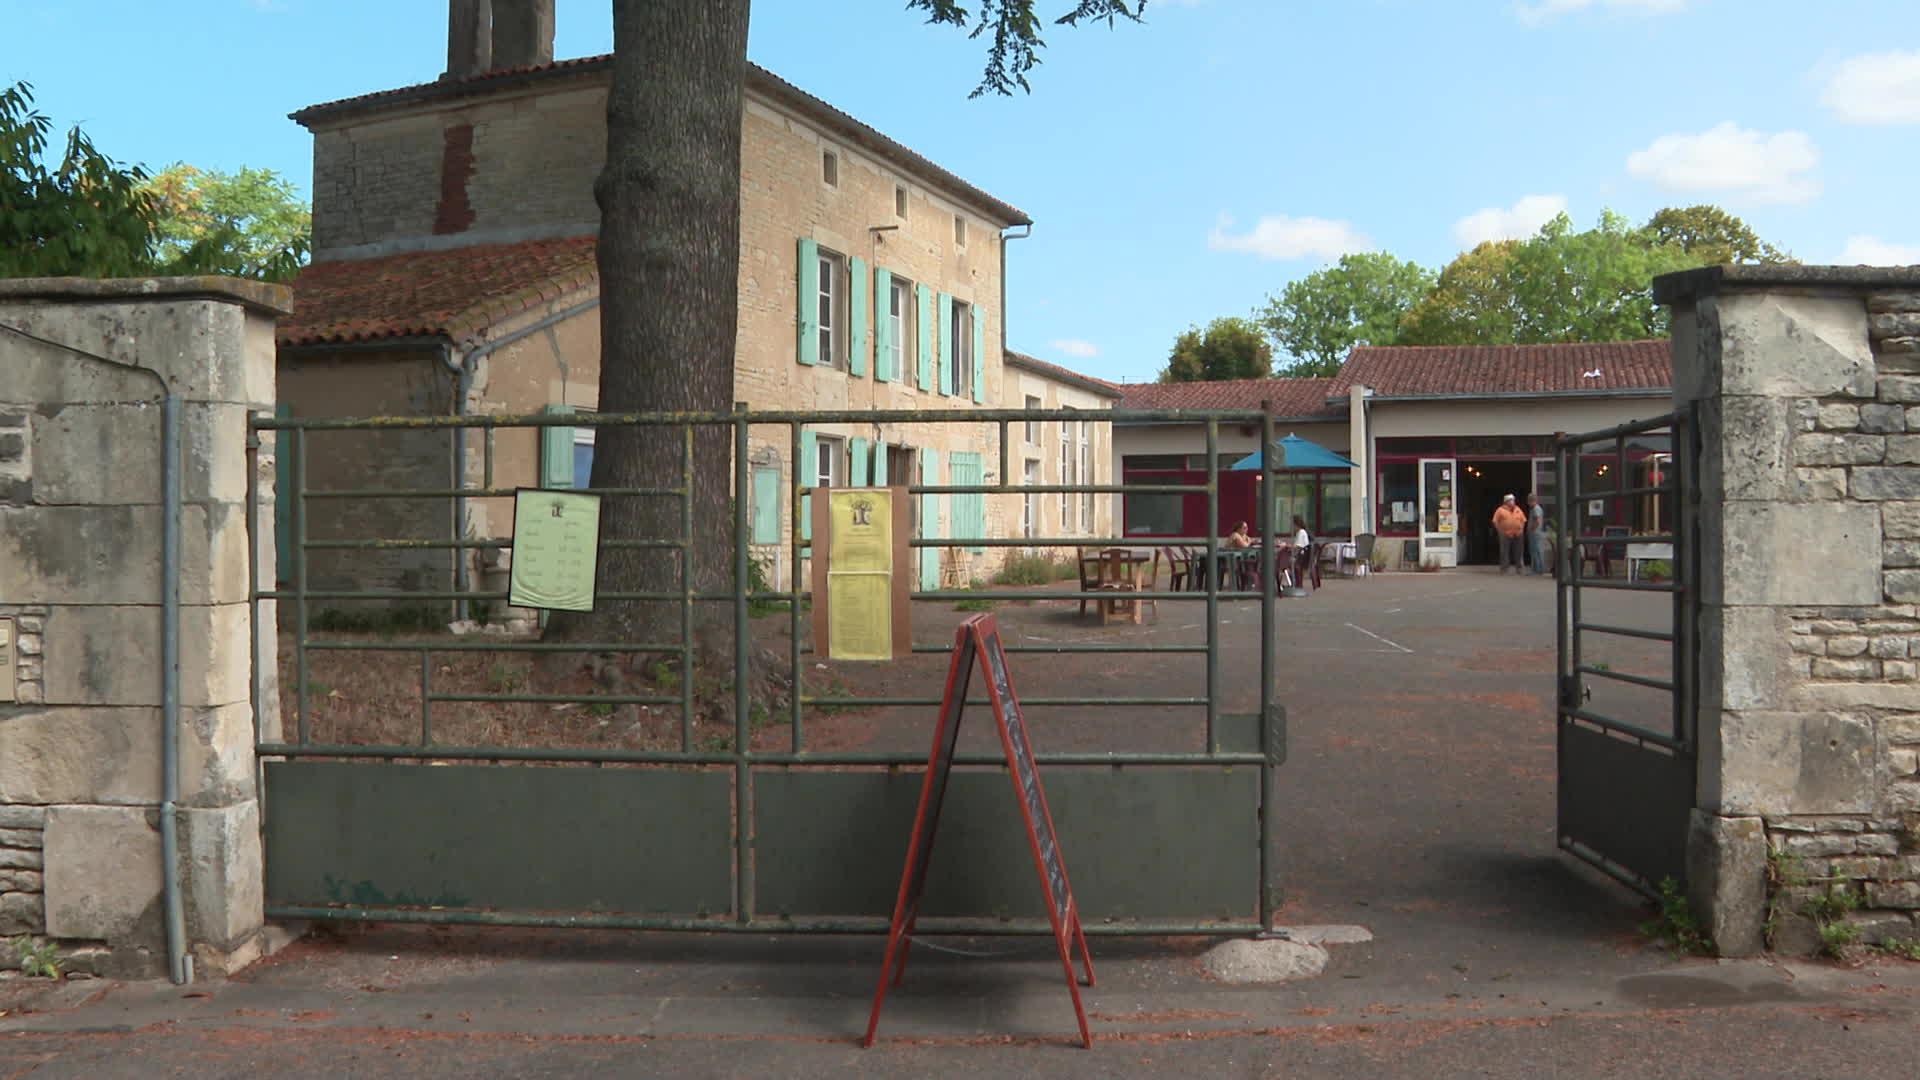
[1554,408,1699,895]
[248,407,1290,937]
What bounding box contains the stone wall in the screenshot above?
[1660,266,1920,957]
[0,278,287,978]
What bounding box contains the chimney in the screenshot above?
[445,0,492,80]
[491,0,555,70]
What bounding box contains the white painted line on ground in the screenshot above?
[1346,622,1414,654]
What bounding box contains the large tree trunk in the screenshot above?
[546,0,750,686]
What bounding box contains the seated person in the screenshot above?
[1226,521,1255,549]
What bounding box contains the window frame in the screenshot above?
[950,298,974,399]
[816,248,846,369]
[813,435,844,490]
[1058,421,1072,532]
[821,147,839,187]
[1079,420,1093,532]
[1023,458,1040,539]
[953,213,967,248]
[888,273,914,384]
[894,183,908,219]
[1024,396,1041,443]
[571,425,596,491]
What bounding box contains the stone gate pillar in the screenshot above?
[1657,266,1920,956]
[0,278,286,978]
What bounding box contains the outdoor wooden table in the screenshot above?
[1097,548,1152,623]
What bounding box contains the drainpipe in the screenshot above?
[438,295,604,622]
[160,393,190,985]
[998,224,1031,358]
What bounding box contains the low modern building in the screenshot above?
[1113,340,1675,568]
[275,1,1113,602]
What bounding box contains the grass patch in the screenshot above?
[485,662,526,694]
[993,550,1078,586]
[953,595,997,612]
[1874,938,1920,961]
[1640,876,1713,956]
[14,937,61,979]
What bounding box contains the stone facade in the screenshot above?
[288,57,1114,596]
[1660,267,1920,957]
[0,278,286,978]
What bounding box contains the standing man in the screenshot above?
[1492,494,1527,575]
[1525,493,1548,576]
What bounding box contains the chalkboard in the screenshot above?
[863,613,1095,1049]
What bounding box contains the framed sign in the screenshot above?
[508,488,604,612]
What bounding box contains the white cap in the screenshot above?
[1503,493,1516,502]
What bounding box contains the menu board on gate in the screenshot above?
[508,489,604,612]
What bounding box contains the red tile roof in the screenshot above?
[1331,341,1671,399]
[1116,377,1340,418]
[1004,351,1121,398]
[278,235,598,347]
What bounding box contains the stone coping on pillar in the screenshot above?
[0,276,292,318]
[1654,264,1920,305]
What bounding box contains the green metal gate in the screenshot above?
[248,407,1288,936]
[1554,408,1699,895]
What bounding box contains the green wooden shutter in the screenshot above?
[970,304,986,405]
[915,284,933,391]
[919,449,940,591]
[800,430,817,542]
[796,237,819,366]
[873,267,894,382]
[952,452,985,554]
[751,467,780,545]
[937,292,955,396]
[850,437,870,487]
[540,404,575,488]
[873,439,889,485]
[273,403,293,585]
[849,255,869,377]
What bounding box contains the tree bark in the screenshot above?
[545,0,750,679]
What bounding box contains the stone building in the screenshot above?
[276,0,1113,603]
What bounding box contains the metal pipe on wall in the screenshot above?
[160,394,190,985]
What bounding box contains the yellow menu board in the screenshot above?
[826,489,893,660]
[508,489,603,612]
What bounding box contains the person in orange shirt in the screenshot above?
[1492,493,1528,575]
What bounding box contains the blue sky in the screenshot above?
[7,0,1918,382]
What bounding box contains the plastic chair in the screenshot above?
[1350,533,1376,578]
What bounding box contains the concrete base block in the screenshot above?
[1201,938,1329,983]
[1685,811,1767,957]
[181,802,263,950]
[42,805,162,942]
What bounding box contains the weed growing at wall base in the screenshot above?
[14,937,61,979]
[1640,877,1713,956]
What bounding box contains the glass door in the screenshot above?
[1419,458,1457,568]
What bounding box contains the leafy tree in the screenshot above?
[1399,213,1705,346]
[0,81,159,278]
[1161,317,1272,382]
[554,0,1145,658]
[144,164,311,282]
[1257,253,1434,376]
[1643,204,1793,266]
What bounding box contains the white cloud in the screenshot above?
[1839,236,1920,266]
[1625,123,1820,204]
[1820,51,1920,125]
[1452,194,1568,248]
[1051,338,1100,359]
[1515,0,1686,26]
[1207,213,1371,262]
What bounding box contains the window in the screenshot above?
[822,148,838,187]
[1058,419,1072,531]
[572,428,595,490]
[1023,459,1039,539]
[1271,474,1315,538]
[1024,396,1041,443]
[950,299,974,399]
[954,213,967,247]
[1079,422,1093,532]
[1320,474,1352,537]
[816,249,845,368]
[888,274,913,383]
[894,183,908,219]
[1376,462,1418,534]
[814,435,843,490]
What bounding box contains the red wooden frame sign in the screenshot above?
[862,613,1096,1048]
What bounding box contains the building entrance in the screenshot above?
[1457,458,1534,566]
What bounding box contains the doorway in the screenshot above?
[1457,459,1532,565]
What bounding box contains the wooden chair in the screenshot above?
[1099,547,1146,624]
[1159,546,1193,592]
[1076,552,1107,617]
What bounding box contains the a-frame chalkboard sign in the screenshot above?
[862,613,1096,1049]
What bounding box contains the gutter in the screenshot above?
[1000,224,1030,365]
[1325,387,1673,406]
[438,294,604,621]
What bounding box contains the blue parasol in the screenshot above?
[1229,432,1358,471]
